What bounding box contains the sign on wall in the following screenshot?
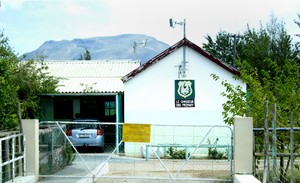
[175,80,195,107]
[122,123,151,143]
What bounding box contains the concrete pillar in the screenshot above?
[22,119,39,182]
[234,117,253,175]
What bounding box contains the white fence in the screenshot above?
[0,132,25,182]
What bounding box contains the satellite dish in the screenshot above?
[169,18,174,28]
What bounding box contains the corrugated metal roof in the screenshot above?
[45,60,140,93]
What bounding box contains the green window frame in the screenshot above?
[105,101,116,116]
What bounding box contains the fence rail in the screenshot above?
[253,102,300,183]
[0,132,25,182]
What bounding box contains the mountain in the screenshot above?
[22,34,170,64]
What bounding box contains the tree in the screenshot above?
[78,49,91,60]
[203,31,244,67]
[206,16,300,181]
[205,16,300,127]
[204,15,300,77]
[0,31,59,131]
[0,32,20,130]
[16,58,59,119]
[295,14,300,38]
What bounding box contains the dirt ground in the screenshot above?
[96,158,231,182]
[38,154,232,183]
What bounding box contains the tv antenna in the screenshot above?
[133,39,147,60]
[169,18,187,78]
[169,18,186,38]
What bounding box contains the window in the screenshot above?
[105,101,115,116]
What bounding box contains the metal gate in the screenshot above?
[38,122,233,182]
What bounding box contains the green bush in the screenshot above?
[207,138,226,159]
[167,147,190,159]
[63,144,75,165]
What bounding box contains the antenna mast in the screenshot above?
[169,18,187,78]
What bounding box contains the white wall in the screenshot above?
[124,47,246,126]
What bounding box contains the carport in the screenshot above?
[40,60,140,147]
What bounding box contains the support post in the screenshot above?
[272,103,278,182]
[290,113,294,183]
[234,117,253,174]
[263,102,269,183]
[22,119,39,182]
[115,94,123,154]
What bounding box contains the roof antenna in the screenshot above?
[169,18,186,38]
[169,18,187,78]
[133,39,147,60]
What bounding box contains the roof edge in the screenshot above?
[122,38,240,83]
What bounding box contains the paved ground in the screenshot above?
[38,153,231,183]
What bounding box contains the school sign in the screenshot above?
[175,80,195,108]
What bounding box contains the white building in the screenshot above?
[122,38,246,156]
[122,38,245,126]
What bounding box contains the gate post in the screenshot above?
[234,117,253,175]
[22,119,39,182]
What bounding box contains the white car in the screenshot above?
[66,119,105,152]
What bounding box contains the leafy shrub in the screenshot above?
[207,138,226,159]
[167,147,190,159]
[63,144,75,165]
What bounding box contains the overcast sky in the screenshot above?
[0,0,299,55]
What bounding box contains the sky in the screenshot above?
[0,0,299,55]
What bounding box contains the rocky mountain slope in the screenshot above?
[23,34,170,64]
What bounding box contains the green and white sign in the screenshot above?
[175,80,195,107]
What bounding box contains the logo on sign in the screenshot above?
[175,80,195,107]
[177,80,193,98]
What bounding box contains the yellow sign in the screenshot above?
[122,123,151,143]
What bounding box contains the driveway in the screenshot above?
[38,153,231,183]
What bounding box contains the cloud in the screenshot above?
[1,0,24,9]
[1,0,299,55]
[62,1,90,15]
